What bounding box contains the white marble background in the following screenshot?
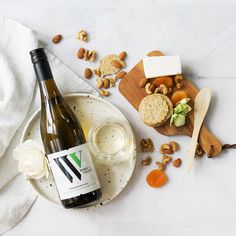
[2,0,236,235]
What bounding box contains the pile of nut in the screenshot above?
[77,48,96,61]
[140,138,154,166]
[52,30,96,62]
[85,51,127,97]
[52,31,127,97]
[157,141,182,170]
[139,74,184,95]
[140,138,182,171]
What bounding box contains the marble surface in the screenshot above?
[2,0,236,235]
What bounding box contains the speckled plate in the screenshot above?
[21,93,136,208]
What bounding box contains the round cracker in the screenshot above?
[139,94,170,127]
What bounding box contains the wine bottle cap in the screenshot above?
[30,48,53,81]
[30,48,47,64]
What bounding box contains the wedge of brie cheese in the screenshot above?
[143,55,182,78]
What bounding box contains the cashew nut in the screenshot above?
[100,89,110,97]
[174,74,184,83]
[162,155,172,164]
[156,161,166,171]
[159,84,172,95]
[160,143,173,154]
[145,82,155,94]
[169,141,179,152]
[154,87,161,94]
[96,79,103,89]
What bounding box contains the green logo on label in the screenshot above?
[69,151,82,168]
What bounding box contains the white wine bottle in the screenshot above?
[30,48,102,208]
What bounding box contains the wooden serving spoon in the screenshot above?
[186,88,212,172]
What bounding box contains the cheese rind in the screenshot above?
[143,55,182,78]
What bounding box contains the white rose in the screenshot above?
[13,139,49,179]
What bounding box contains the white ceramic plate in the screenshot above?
[21,93,136,208]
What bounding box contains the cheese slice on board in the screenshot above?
[143,55,182,78]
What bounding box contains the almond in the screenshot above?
[118,51,127,60]
[139,78,149,88]
[116,71,127,79]
[112,60,123,69]
[84,68,92,79]
[77,48,85,59]
[52,34,62,44]
[103,78,110,89]
[173,158,182,168]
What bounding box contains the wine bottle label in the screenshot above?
[47,143,101,200]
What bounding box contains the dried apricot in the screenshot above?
[146,169,168,188]
[153,76,174,88]
[171,90,188,106]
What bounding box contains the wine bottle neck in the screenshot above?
[30,48,62,100]
[33,59,53,81]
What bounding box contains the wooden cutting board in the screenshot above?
[119,50,222,157]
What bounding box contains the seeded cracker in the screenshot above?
[139,94,173,127]
[99,54,126,76]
